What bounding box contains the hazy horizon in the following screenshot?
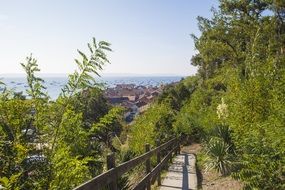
[0,72,187,78]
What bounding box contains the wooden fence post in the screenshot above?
[169,141,173,163]
[107,153,117,190]
[145,144,151,190]
[176,138,180,155]
[156,140,161,186]
[178,136,181,154]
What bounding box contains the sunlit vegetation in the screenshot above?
[0,38,126,189]
[1,1,285,189]
[130,0,285,189]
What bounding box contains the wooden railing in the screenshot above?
[74,137,181,190]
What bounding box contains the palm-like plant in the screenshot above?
[212,124,235,152]
[204,137,233,176]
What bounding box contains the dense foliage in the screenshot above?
[1,1,285,189]
[129,0,285,189]
[0,38,126,189]
[186,0,285,189]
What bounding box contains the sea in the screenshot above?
[0,76,183,99]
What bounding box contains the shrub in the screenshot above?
[204,137,233,176]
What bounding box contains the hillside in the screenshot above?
[1,1,285,189]
[129,1,285,189]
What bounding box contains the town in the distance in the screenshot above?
[105,82,178,122]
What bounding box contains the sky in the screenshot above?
[0,0,218,76]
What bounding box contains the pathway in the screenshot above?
[159,153,197,190]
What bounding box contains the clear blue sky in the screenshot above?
[0,0,218,76]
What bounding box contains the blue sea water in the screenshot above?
[1,76,183,99]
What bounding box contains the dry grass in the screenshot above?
[200,170,243,190]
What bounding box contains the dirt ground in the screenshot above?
[181,144,243,190]
[200,171,243,190]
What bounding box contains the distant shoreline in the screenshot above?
[1,76,183,99]
[0,73,188,78]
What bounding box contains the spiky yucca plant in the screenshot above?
[205,137,233,176]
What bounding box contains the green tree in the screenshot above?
[129,103,175,154]
[0,37,115,190]
[189,0,285,188]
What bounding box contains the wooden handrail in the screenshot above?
[74,137,180,190]
[133,144,178,190]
